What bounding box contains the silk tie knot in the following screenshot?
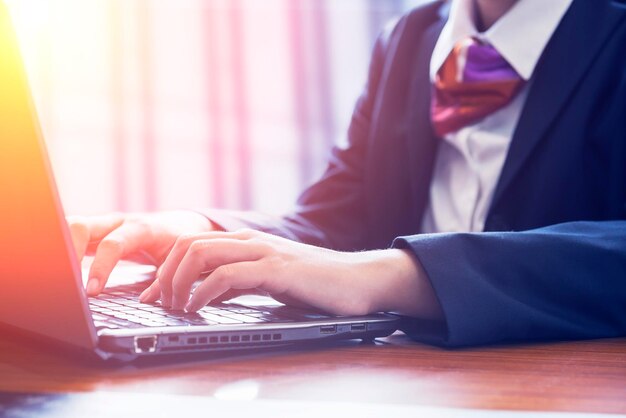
[431,37,525,137]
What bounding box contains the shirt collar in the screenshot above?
[430,0,573,81]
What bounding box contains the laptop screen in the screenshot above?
[0,2,96,350]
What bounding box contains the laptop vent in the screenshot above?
[169,333,283,347]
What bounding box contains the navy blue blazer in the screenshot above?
[208,0,626,347]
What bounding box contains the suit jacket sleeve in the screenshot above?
[393,221,626,347]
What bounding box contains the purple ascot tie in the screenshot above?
[431,37,525,137]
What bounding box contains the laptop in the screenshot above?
[0,2,399,361]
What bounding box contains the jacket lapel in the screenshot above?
[490,0,626,209]
[364,2,446,245]
[405,18,446,227]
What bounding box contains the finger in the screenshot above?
[86,222,152,296]
[157,230,258,307]
[185,262,266,312]
[139,277,161,303]
[156,233,216,307]
[67,213,124,260]
[67,217,90,261]
[168,239,267,309]
[210,288,269,303]
[142,271,262,305]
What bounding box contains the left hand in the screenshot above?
[139,229,443,319]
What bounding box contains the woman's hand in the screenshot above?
[139,229,443,319]
[67,211,215,296]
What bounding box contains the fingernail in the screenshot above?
[185,301,197,312]
[86,278,99,295]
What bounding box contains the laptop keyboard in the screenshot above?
[88,282,296,330]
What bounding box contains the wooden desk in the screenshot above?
[1,332,625,415]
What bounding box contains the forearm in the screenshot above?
[364,249,444,320]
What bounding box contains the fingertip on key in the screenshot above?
[86,278,100,296]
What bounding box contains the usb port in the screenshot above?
[350,323,366,332]
[320,325,337,334]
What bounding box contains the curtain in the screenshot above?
[8,0,426,215]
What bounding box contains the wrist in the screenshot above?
[367,249,443,320]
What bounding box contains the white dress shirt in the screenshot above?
[420,0,573,233]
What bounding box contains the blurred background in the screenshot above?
[7,0,425,216]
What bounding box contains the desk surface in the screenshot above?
[1,332,625,415]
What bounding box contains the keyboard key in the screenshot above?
[98,310,118,316]
[197,312,242,324]
[120,301,144,307]
[160,319,192,326]
[224,308,262,315]
[133,312,164,319]
[93,321,119,329]
[114,306,140,312]
[138,320,164,327]
[221,313,267,323]
[141,306,168,313]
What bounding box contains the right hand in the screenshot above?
[67,211,215,296]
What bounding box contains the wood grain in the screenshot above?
[1,331,625,414]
